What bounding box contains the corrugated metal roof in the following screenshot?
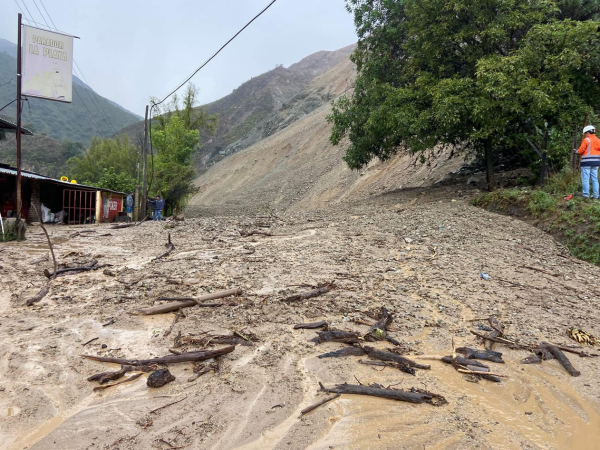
[0,164,127,195]
[0,118,34,135]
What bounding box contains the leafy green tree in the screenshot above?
[67,134,138,185]
[60,140,85,161]
[94,167,137,193]
[149,83,217,213]
[329,0,600,189]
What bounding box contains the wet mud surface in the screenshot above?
[1,187,599,449]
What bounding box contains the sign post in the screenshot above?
[16,14,23,239]
[15,16,75,239]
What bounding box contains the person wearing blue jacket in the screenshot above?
[148,195,165,221]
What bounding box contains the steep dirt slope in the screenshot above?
[187,58,465,217]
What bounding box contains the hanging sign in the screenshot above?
[22,25,73,103]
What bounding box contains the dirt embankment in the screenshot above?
[1,186,600,450]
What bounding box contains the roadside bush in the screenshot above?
[543,167,581,196]
[527,191,557,215]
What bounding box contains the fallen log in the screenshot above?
[319,382,447,406]
[317,347,365,359]
[88,366,132,384]
[363,346,431,370]
[313,330,361,345]
[364,306,393,341]
[540,342,581,377]
[93,373,143,391]
[294,321,328,330]
[81,345,235,366]
[152,233,175,261]
[300,394,340,416]
[484,317,505,351]
[284,283,334,302]
[358,359,416,375]
[440,355,489,369]
[455,347,504,364]
[44,260,98,278]
[26,284,50,306]
[136,288,243,315]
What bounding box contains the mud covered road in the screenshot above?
[1,186,599,450]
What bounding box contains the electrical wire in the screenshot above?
[16,0,113,137]
[146,0,278,193]
[37,0,119,134]
[27,0,118,135]
[0,99,18,113]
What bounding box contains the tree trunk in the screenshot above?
[485,143,496,191]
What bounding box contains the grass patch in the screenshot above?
[472,170,600,265]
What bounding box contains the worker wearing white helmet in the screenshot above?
[574,125,600,199]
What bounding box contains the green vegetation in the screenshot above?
[96,167,137,193]
[473,170,600,265]
[150,84,217,212]
[67,134,139,186]
[329,0,600,187]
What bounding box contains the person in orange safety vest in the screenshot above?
[574,125,600,199]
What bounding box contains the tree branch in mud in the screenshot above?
[152,233,175,261]
[32,204,57,280]
[93,373,143,391]
[317,347,366,359]
[363,346,431,370]
[319,382,447,406]
[294,321,328,330]
[44,260,98,278]
[26,284,50,306]
[284,282,335,302]
[313,330,361,345]
[136,288,243,315]
[81,345,235,366]
[300,393,341,416]
[484,317,505,351]
[540,342,581,377]
[455,347,505,364]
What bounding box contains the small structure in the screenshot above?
[0,117,33,141]
[0,163,127,224]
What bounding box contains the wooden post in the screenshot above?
[141,105,149,219]
[16,13,24,240]
[133,185,139,222]
[95,191,102,224]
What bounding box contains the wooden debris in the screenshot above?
[364,306,394,342]
[319,382,447,406]
[81,345,235,366]
[32,205,57,280]
[44,260,98,278]
[93,373,143,391]
[26,284,50,306]
[455,347,504,363]
[540,342,581,377]
[300,394,340,416]
[149,395,188,414]
[136,288,243,315]
[363,346,431,370]
[313,330,361,345]
[294,321,328,330]
[358,359,415,375]
[284,283,335,302]
[484,317,505,351]
[82,337,99,346]
[152,233,175,261]
[88,366,132,384]
[317,347,365,359]
[164,311,184,337]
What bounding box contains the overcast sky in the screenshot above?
[1,0,357,117]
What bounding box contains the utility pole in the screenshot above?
[16,13,23,240]
[141,105,149,219]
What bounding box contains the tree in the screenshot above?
[67,134,138,185]
[149,83,217,213]
[60,140,85,161]
[95,167,137,193]
[329,0,600,189]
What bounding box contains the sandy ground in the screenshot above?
[1,185,600,450]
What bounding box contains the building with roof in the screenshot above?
[0,117,33,140]
[0,163,128,224]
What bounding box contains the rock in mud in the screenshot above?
[147,369,175,388]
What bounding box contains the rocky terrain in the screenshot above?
[1,185,599,450]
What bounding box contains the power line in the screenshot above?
[36,0,119,135]
[29,0,118,135]
[20,0,116,136]
[152,0,278,107]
